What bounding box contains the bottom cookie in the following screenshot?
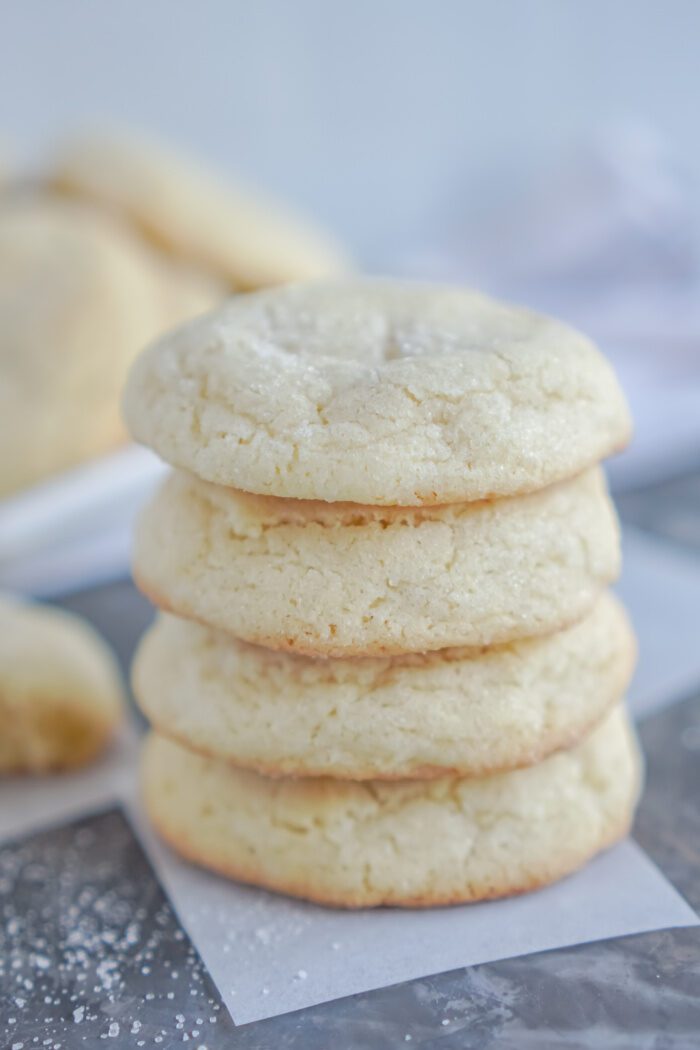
[141,705,641,908]
[140,705,642,911]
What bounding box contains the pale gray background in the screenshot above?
[2,0,699,263]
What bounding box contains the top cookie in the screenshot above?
[49,132,350,290]
[124,280,631,505]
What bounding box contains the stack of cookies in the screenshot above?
[125,280,640,908]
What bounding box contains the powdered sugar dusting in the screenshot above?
[0,809,232,1045]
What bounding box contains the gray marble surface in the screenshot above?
[1,476,699,1047]
[0,809,237,1046]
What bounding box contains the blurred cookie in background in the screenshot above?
[0,593,125,773]
[49,130,351,289]
[0,128,349,500]
[0,193,223,497]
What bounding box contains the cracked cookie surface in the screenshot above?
[123,280,631,504]
[133,466,620,655]
[133,593,635,780]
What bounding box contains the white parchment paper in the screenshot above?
[133,827,697,1025]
